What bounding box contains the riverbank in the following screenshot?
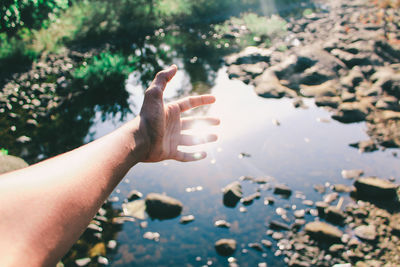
[226,0,400,153]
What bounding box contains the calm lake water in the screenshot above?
[87,66,400,266]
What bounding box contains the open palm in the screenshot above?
[139,65,219,162]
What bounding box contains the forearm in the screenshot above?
[0,116,145,266]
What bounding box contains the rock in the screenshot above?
[354,224,377,241]
[122,199,146,220]
[264,197,275,205]
[354,177,399,200]
[143,231,160,241]
[274,184,292,196]
[261,239,272,248]
[254,70,296,98]
[0,155,29,174]
[349,140,378,153]
[215,239,237,256]
[329,244,345,254]
[340,67,364,89]
[333,184,351,193]
[180,215,195,224]
[127,190,143,201]
[323,192,339,203]
[332,102,370,123]
[300,80,338,97]
[223,181,243,207]
[248,242,264,252]
[304,221,343,243]
[145,193,183,220]
[315,201,329,216]
[241,192,261,205]
[330,48,372,68]
[341,169,364,179]
[75,258,91,266]
[315,96,341,108]
[294,209,306,218]
[272,232,284,240]
[325,206,346,224]
[215,220,231,228]
[313,184,326,194]
[269,220,291,231]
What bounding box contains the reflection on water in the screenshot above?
[89,68,400,266]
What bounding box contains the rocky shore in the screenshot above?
[225,0,400,152]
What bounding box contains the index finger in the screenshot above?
[176,95,216,113]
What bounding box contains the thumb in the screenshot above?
[150,65,178,93]
[141,65,178,114]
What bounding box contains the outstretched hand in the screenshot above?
[138,65,219,162]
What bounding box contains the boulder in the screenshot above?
[269,220,291,231]
[300,80,338,97]
[354,177,399,200]
[241,192,261,206]
[145,193,183,220]
[274,184,292,195]
[0,155,29,174]
[253,70,296,98]
[225,46,272,65]
[325,206,346,224]
[223,181,242,207]
[354,224,377,241]
[215,238,237,256]
[127,190,143,201]
[332,102,370,123]
[304,221,343,243]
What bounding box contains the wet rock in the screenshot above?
[215,220,231,228]
[127,190,143,201]
[215,239,237,256]
[274,184,292,196]
[264,197,275,205]
[325,206,346,225]
[333,184,351,193]
[241,192,261,205]
[261,239,272,248]
[302,200,314,206]
[75,258,91,266]
[269,220,291,231]
[180,215,195,224]
[145,193,183,220]
[315,96,341,108]
[323,192,339,203]
[313,184,326,194]
[354,177,399,200]
[354,224,377,241]
[315,201,329,216]
[300,80,338,97]
[223,181,243,207]
[304,221,343,243]
[341,169,364,179]
[122,199,146,220]
[272,232,284,240]
[294,209,306,218]
[249,242,263,252]
[0,155,29,174]
[254,70,296,98]
[349,140,378,152]
[332,102,370,123]
[143,231,160,241]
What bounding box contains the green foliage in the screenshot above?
[0,148,8,155]
[73,52,138,119]
[0,0,70,36]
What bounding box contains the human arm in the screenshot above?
[0,65,219,266]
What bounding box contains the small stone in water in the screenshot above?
[341,169,364,179]
[215,220,231,228]
[75,258,91,266]
[140,221,148,228]
[180,215,195,224]
[324,192,338,203]
[302,200,314,206]
[107,240,117,249]
[196,256,202,261]
[239,207,247,213]
[97,256,109,265]
[143,231,160,241]
[294,209,305,218]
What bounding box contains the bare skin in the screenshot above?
[0,65,219,266]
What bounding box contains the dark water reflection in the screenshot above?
[89,68,400,266]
